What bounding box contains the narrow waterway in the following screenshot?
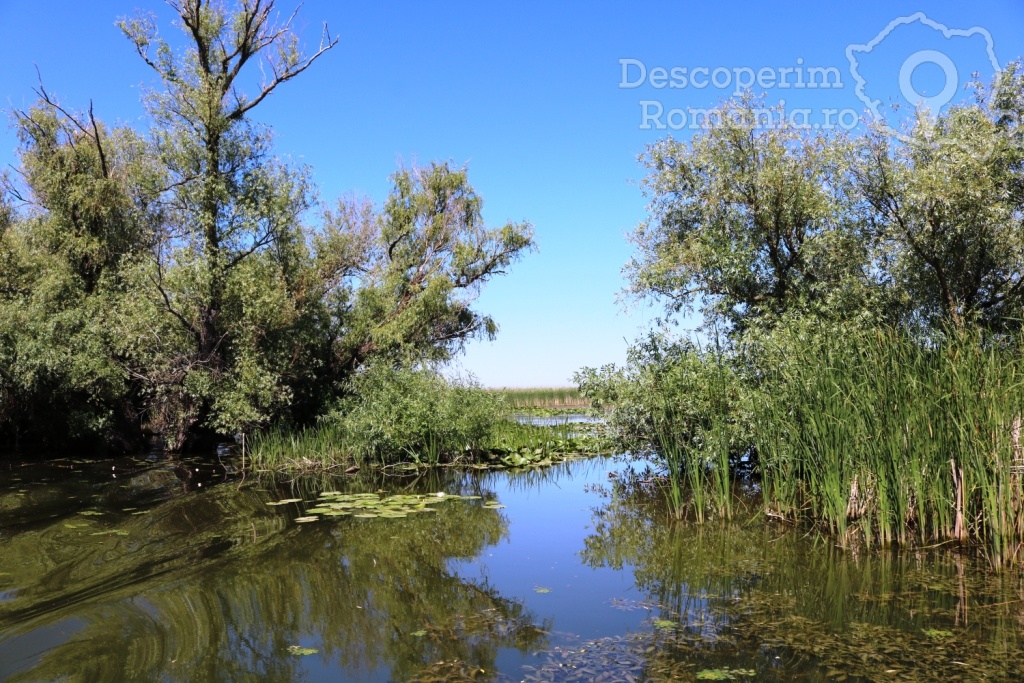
[1,454,1022,682]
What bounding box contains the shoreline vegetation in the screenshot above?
[583,326,1024,566]
[574,67,1024,566]
[248,374,608,472]
[491,387,592,411]
[3,0,1024,568]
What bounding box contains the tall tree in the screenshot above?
[0,99,153,446]
[626,98,871,334]
[115,0,337,446]
[0,1,534,452]
[853,63,1024,331]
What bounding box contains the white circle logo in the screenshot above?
[898,49,959,113]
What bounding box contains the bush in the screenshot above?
[325,365,503,465]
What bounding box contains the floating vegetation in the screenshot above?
[609,598,662,612]
[286,645,318,656]
[78,510,103,516]
[697,668,756,680]
[406,659,488,683]
[265,498,303,506]
[285,491,493,523]
[533,586,552,594]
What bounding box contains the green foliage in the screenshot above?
[597,66,1024,557]
[628,68,1024,334]
[576,333,752,457]
[251,368,609,470]
[754,320,1024,563]
[328,366,502,466]
[0,103,152,446]
[626,96,872,332]
[853,85,1024,331]
[493,387,589,410]
[576,333,752,520]
[0,1,533,451]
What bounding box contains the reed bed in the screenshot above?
[493,387,590,409]
[755,327,1024,564]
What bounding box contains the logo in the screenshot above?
[847,13,1001,145]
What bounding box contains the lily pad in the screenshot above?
[286,645,318,656]
[294,516,319,523]
[923,628,954,639]
[534,586,552,594]
[267,498,303,506]
[697,668,756,680]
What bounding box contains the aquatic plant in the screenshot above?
[755,323,1024,564]
[492,387,590,410]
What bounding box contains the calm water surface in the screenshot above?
[1,454,1023,682]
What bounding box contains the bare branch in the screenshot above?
[88,101,109,178]
[226,21,338,121]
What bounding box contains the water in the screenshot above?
[1,455,1023,682]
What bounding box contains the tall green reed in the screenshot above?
[650,344,738,522]
[756,325,1024,564]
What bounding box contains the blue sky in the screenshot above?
[2,1,1022,386]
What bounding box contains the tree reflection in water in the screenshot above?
[0,460,548,682]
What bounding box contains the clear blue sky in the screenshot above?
[2,1,1022,386]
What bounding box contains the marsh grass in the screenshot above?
[494,387,590,410]
[756,326,1024,564]
[250,418,606,471]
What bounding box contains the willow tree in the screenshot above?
[852,63,1024,332]
[110,1,533,449]
[626,98,872,335]
[110,1,336,446]
[0,1,532,451]
[0,91,155,447]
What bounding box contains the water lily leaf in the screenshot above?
[923,628,954,639]
[294,516,319,523]
[534,586,552,594]
[411,630,428,637]
[267,498,303,506]
[287,645,318,656]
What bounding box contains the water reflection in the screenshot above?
[576,473,1024,682]
[4,457,1024,682]
[0,459,547,682]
